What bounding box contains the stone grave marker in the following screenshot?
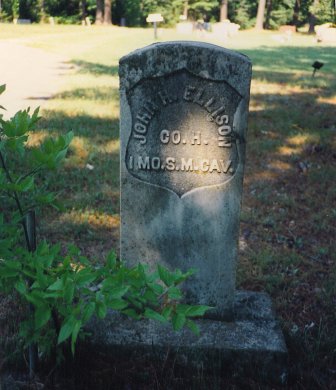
[88,41,287,383]
[120,41,250,319]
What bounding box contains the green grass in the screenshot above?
[1,24,336,388]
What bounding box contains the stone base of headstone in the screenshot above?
[85,291,288,385]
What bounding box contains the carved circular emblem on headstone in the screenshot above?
[126,69,242,197]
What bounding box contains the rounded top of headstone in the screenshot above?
[119,41,252,94]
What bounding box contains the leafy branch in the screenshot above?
[0,84,212,367]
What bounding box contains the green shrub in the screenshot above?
[0,84,211,363]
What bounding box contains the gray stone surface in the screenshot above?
[86,291,288,383]
[119,41,252,320]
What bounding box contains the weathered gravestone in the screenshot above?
[88,41,287,382]
[120,41,249,320]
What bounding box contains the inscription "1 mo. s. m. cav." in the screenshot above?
[128,156,233,174]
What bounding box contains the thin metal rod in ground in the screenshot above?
[24,211,39,379]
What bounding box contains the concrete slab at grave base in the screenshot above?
[86,291,288,384]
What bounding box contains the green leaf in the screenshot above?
[4,261,21,270]
[162,306,173,320]
[75,269,97,287]
[184,305,212,317]
[19,176,34,192]
[96,300,107,319]
[168,286,182,300]
[34,193,57,207]
[71,320,82,355]
[122,308,141,320]
[186,320,200,336]
[142,289,157,302]
[147,283,164,295]
[35,269,48,289]
[64,281,75,303]
[106,251,117,269]
[172,313,186,331]
[158,265,174,287]
[47,278,64,291]
[108,299,128,310]
[82,302,95,323]
[0,268,19,278]
[0,84,5,95]
[36,240,50,256]
[44,292,62,299]
[25,291,45,306]
[176,304,212,317]
[173,268,197,285]
[35,306,51,329]
[175,304,190,315]
[144,308,167,323]
[103,284,129,299]
[58,316,77,344]
[14,280,27,295]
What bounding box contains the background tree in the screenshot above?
[183,0,188,18]
[255,0,266,29]
[95,0,103,24]
[187,0,218,20]
[80,0,87,22]
[310,0,335,25]
[104,0,112,24]
[291,0,300,28]
[229,0,257,29]
[220,0,228,21]
[0,0,333,27]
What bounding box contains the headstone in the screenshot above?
[15,19,31,24]
[316,23,336,43]
[120,42,250,319]
[279,25,296,34]
[212,21,240,38]
[86,42,288,384]
[176,22,193,34]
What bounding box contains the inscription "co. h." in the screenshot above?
[132,84,233,146]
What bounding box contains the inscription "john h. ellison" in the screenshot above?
[133,84,233,146]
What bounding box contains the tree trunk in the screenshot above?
[95,0,104,24]
[255,0,266,30]
[183,1,188,19]
[292,0,300,29]
[104,0,112,24]
[220,0,228,22]
[308,0,318,34]
[38,0,45,21]
[80,0,87,22]
[265,0,272,29]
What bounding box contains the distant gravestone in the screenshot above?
[120,42,251,319]
[176,22,193,34]
[14,19,31,24]
[87,42,287,383]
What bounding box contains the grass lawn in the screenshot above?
[1,24,336,388]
